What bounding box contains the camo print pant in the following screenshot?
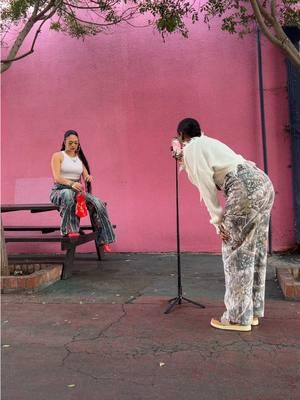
[50,184,115,245]
[221,163,275,326]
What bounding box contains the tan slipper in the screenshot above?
[210,318,251,332]
[252,317,259,326]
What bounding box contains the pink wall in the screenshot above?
[1,20,296,253]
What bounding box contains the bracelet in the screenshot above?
[70,182,74,188]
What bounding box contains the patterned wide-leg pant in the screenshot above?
[221,164,275,326]
[50,185,115,245]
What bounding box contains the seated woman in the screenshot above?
[50,130,115,251]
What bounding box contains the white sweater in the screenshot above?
[182,134,246,227]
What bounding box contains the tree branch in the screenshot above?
[256,0,275,25]
[35,0,59,21]
[62,1,99,10]
[63,7,128,27]
[1,2,58,73]
[250,0,283,46]
[1,19,47,64]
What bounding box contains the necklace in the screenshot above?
[65,151,78,162]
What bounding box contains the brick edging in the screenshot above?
[276,268,300,301]
[1,264,62,293]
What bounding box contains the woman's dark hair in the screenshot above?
[177,118,201,138]
[61,130,92,193]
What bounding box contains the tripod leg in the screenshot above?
[164,297,181,314]
[182,297,205,308]
[168,297,177,303]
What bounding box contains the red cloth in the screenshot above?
[75,192,88,218]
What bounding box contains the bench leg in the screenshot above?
[62,246,76,279]
[95,241,104,261]
[89,217,103,262]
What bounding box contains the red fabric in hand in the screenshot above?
[75,192,88,218]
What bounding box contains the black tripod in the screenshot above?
[164,158,205,314]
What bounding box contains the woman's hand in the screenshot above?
[85,175,93,183]
[218,224,231,243]
[71,182,84,192]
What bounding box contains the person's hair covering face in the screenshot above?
[177,118,201,138]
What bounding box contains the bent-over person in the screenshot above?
[176,118,274,332]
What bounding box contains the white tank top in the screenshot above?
[61,151,83,180]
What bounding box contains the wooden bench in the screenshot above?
[1,203,112,279]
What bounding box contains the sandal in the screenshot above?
[210,318,251,332]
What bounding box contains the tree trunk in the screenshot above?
[250,0,300,71]
[1,219,9,276]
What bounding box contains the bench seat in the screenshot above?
[3,224,116,233]
[4,225,94,233]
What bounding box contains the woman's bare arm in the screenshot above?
[82,165,93,182]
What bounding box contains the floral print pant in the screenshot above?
[50,184,115,245]
[221,164,275,325]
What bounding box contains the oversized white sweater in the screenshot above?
[182,134,246,227]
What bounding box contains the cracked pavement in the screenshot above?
[2,253,300,400]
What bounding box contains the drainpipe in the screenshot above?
[283,27,300,248]
[256,29,272,254]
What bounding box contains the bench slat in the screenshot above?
[5,232,98,249]
[5,236,63,243]
[4,225,93,232]
[4,224,116,232]
[1,204,58,212]
[1,202,107,213]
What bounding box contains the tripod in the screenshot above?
[164,158,205,314]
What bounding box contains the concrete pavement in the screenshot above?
[2,253,300,400]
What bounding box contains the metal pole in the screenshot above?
[175,159,182,301]
[164,157,205,313]
[257,29,272,254]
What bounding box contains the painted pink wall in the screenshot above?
[1,19,296,253]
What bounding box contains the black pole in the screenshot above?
[257,29,272,254]
[164,158,205,314]
[175,159,183,300]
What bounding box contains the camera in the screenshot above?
[171,138,183,159]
